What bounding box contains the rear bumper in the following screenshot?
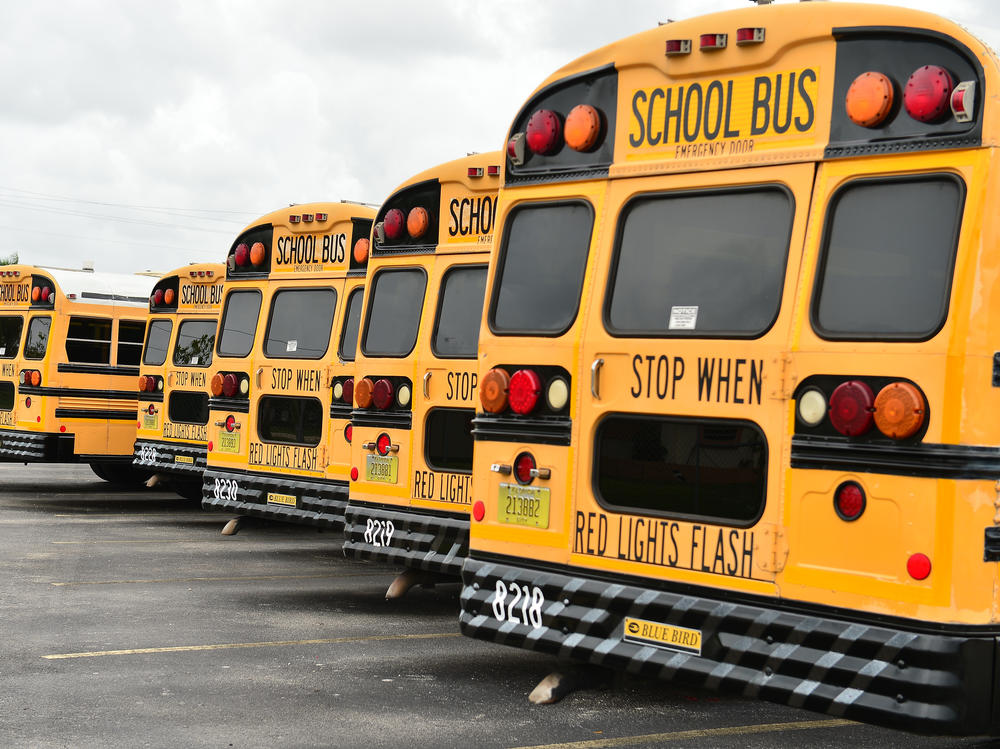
[0,429,75,462]
[343,501,468,575]
[201,467,347,528]
[133,439,205,478]
[460,555,1000,736]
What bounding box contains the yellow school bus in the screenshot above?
[342,153,499,595]
[460,2,1000,735]
[0,265,152,484]
[201,202,375,526]
[133,263,225,499]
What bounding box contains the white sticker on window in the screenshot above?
[0,347,6,355]
[669,306,698,330]
[190,356,199,365]
[286,340,297,353]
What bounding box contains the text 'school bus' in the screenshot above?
[133,263,225,499]
[201,202,375,526]
[0,265,152,484]
[342,153,499,597]
[459,2,1000,736]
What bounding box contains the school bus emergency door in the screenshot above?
[0,265,151,484]
[201,202,375,526]
[343,153,499,596]
[461,3,1000,735]
[133,263,225,499]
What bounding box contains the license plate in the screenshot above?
[498,483,550,529]
[142,414,157,430]
[365,455,398,483]
[623,616,702,655]
[267,492,297,507]
[217,432,239,453]
[173,455,194,465]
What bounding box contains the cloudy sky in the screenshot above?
[1,0,997,275]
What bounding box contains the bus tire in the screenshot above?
[89,462,153,488]
[175,479,204,502]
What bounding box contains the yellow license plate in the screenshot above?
[267,492,297,507]
[623,616,702,655]
[498,483,550,529]
[142,414,157,430]
[217,432,239,453]
[365,454,398,483]
[173,455,194,465]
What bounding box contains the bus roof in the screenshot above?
[38,266,153,306]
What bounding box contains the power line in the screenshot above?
[0,185,262,217]
[0,198,237,234]
[0,223,225,255]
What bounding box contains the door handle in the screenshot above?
[255,367,263,388]
[423,371,432,398]
[591,358,604,399]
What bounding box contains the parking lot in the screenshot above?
[0,462,996,748]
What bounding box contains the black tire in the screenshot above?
[89,462,153,488]
[89,462,111,481]
[175,479,204,501]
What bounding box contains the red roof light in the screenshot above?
[525,109,562,155]
[383,208,406,240]
[904,65,954,123]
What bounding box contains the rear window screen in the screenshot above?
[596,415,766,524]
[24,317,50,360]
[217,290,261,358]
[362,269,426,357]
[257,396,322,446]
[173,319,216,368]
[812,175,963,339]
[168,391,209,425]
[66,317,111,364]
[433,265,487,358]
[143,319,173,366]
[607,188,792,337]
[490,202,592,335]
[338,287,364,362]
[264,288,336,360]
[0,316,23,358]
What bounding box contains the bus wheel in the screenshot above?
[175,479,204,502]
[89,462,153,488]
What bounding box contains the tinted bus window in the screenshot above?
[23,317,50,360]
[118,320,146,366]
[433,265,488,358]
[173,319,216,368]
[607,188,792,337]
[66,317,111,364]
[264,288,336,360]
[812,175,964,339]
[425,408,475,472]
[362,269,426,357]
[595,415,766,524]
[168,391,210,425]
[257,395,322,446]
[143,319,172,366]
[0,382,12,410]
[338,287,364,362]
[217,290,261,358]
[0,315,23,358]
[490,202,593,334]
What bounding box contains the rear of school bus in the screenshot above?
[343,154,499,589]
[201,203,375,525]
[460,3,1000,735]
[133,263,225,499]
[0,265,151,484]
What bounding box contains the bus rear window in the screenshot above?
[0,382,12,410]
[143,320,172,366]
[606,188,792,337]
[24,317,51,360]
[595,415,766,525]
[257,396,322,447]
[118,320,146,366]
[338,288,364,362]
[362,269,426,357]
[217,290,261,358]
[66,317,111,364]
[812,175,964,339]
[490,202,593,335]
[424,408,475,473]
[168,391,209,425]
[0,316,23,358]
[264,288,336,360]
[433,265,487,358]
[173,320,216,368]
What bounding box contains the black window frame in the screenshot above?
[423,407,476,474]
[431,264,488,360]
[23,315,51,361]
[360,267,428,358]
[603,184,794,339]
[338,286,365,363]
[487,199,594,337]
[117,319,146,366]
[167,391,210,426]
[142,318,173,366]
[592,413,768,528]
[256,395,323,447]
[809,173,966,342]
[216,289,262,359]
[65,316,112,364]
[172,318,217,368]
[262,286,337,361]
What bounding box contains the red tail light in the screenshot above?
[342,378,354,404]
[904,65,954,122]
[224,415,236,433]
[41,287,52,302]
[234,243,250,266]
[345,424,352,443]
[834,481,866,521]
[509,369,542,415]
[152,289,164,306]
[372,378,394,410]
[514,452,536,484]
[383,209,406,240]
[375,432,392,456]
[222,373,238,397]
[147,404,155,415]
[828,380,874,436]
[525,109,562,155]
